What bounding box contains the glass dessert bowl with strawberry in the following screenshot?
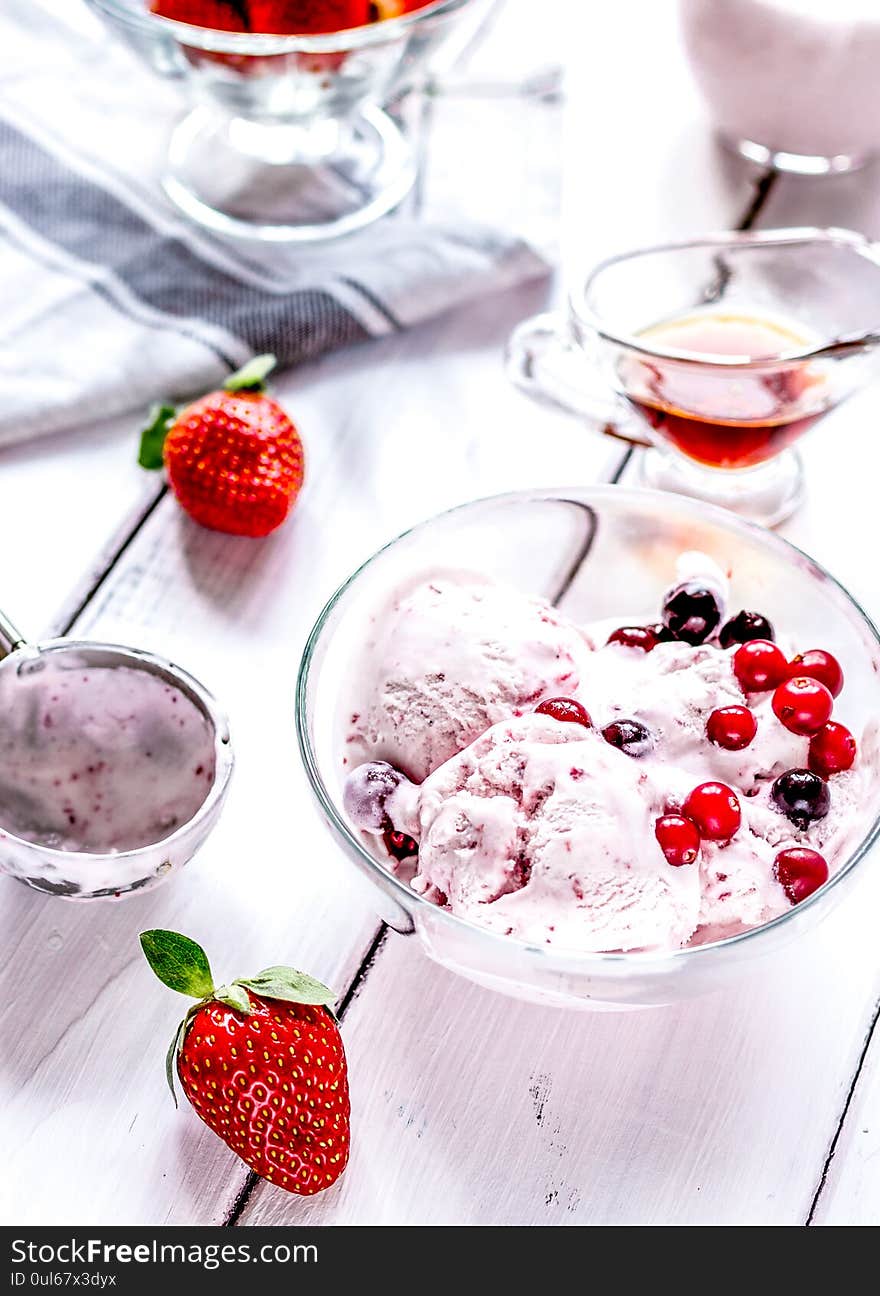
[298,487,880,1009]
[86,0,486,240]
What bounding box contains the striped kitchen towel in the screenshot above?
[0,0,548,446]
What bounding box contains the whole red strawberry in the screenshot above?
[139,355,305,537]
[248,1,370,33]
[151,0,249,29]
[141,929,350,1196]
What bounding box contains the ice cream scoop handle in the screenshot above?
[0,609,27,658]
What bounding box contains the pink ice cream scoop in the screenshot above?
[343,572,593,782]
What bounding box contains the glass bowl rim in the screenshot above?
[296,483,880,970]
[0,638,234,864]
[571,225,880,371]
[86,0,473,53]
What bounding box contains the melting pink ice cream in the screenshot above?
[0,653,216,853]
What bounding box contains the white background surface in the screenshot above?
[2,0,880,1226]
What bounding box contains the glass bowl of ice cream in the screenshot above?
[85,0,487,240]
[297,488,880,1009]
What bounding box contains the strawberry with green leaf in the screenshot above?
[139,354,305,538]
[141,929,350,1196]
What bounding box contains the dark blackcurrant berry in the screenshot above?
[601,719,653,757]
[662,582,722,645]
[719,610,775,648]
[771,768,830,831]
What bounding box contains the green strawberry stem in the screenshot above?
[139,929,336,1105]
[138,404,176,470]
[136,354,277,471]
[223,353,277,393]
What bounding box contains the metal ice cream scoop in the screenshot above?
[0,609,233,899]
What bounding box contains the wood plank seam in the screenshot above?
[47,484,168,640]
[805,993,880,1223]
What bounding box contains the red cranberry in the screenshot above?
[682,781,741,841]
[772,676,833,736]
[606,625,658,652]
[655,814,701,866]
[662,582,723,645]
[788,648,844,698]
[601,719,653,757]
[384,829,418,862]
[733,639,788,692]
[771,768,830,830]
[706,705,757,751]
[719,610,775,648]
[808,721,857,776]
[535,697,592,728]
[774,847,829,904]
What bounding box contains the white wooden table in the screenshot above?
[3,0,880,1227]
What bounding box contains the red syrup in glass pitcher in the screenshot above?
[622,311,829,469]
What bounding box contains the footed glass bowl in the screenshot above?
[297,487,880,1009]
[86,0,485,240]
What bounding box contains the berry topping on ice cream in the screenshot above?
[655,814,701,867]
[601,719,654,757]
[342,759,407,832]
[339,555,872,953]
[682,781,741,842]
[707,705,757,751]
[788,648,844,698]
[733,639,789,692]
[809,722,857,777]
[607,625,661,652]
[771,768,830,830]
[535,697,592,728]
[662,583,724,645]
[774,847,829,904]
[719,610,775,648]
[772,676,833,735]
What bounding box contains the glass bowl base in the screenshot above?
[638,447,804,528]
[163,103,416,242]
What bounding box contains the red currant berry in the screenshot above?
[706,705,757,751]
[535,697,592,728]
[788,648,844,698]
[384,829,418,862]
[606,625,658,652]
[654,814,701,866]
[733,639,788,692]
[682,781,741,841]
[772,676,833,736]
[774,847,828,904]
[808,721,857,777]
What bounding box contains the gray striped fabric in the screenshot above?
[0,0,547,445]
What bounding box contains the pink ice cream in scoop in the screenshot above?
[0,652,216,853]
